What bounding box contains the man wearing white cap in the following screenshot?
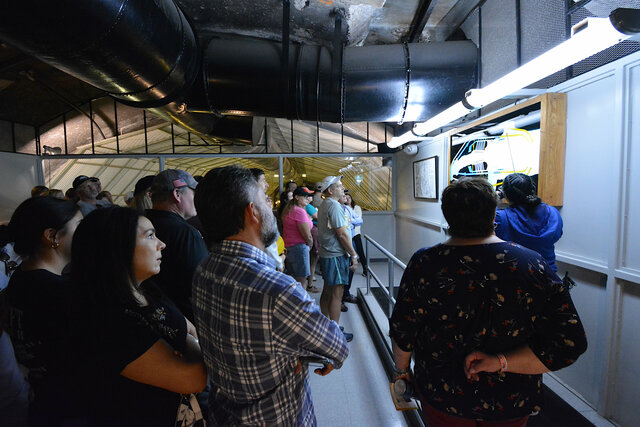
[317,175,358,342]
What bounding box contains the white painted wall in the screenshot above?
[0,153,43,223]
[395,134,449,263]
[394,51,640,425]
[360,211,395,260]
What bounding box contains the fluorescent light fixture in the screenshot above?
[387,9,639,149]
[465,17,630,109]
[387,129,440,148]
[412,102,472,138]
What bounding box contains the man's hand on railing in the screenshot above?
[349,254,358,272]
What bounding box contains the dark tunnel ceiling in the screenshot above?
[0,0,481,128]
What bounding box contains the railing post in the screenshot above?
[388,258,394,317]
[366,238,370,294]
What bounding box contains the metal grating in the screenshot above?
[568,2,640,81]
[475,0,640,92]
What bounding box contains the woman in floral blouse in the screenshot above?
[390,178,587,426]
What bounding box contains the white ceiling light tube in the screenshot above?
[387,130,438,149]
[465,17,632,109]
[387,10,638,149]
[411,102,473,138]
[388,102,470,148]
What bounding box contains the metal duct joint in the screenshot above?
[193,39,478,123]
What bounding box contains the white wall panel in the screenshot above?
[553,262,608,407]
[395,216,443,264]
[611,281,640,426]
[555,73,617,266]
[0,153,41,223]
[396,138,444,219]
[621,62,640,273]
[361,212,395,260]
[394,136,447,262]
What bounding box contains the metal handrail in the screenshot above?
[357,236,425,425]
[364,234,407,269]
[362,234,407,316]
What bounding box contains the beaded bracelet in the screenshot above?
[496,353,508,373]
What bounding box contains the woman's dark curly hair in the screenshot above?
[501,173,541,210]
[441,178,498,238]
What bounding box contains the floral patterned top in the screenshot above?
[390,242,587,421]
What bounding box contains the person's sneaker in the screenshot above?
[343,331,353,342]
[343,294,360,304]
[341,303,348,312]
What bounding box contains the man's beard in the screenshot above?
[259,204,278,247]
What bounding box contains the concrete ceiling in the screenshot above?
[175,0,481,46]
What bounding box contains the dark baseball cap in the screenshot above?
[150,169,198,196]
[72,175,99,189]
[293,187,314,197]
[134,175,156,196]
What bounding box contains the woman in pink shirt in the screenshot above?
[281,187,319,293]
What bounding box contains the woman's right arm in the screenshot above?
[120,337,207,394]
[296,221,313,246]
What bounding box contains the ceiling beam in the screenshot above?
[406,0,437,43]
[428,0,485,42]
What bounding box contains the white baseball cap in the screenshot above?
[318,175,343,193]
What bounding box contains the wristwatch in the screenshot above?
[350,254,358,259]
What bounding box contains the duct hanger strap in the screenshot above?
[397,42,412,125]
[331,10,346,125]
[282,0,291,119]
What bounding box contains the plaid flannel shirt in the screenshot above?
[193,240,348,426]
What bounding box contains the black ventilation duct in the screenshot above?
[0,0,197,107]
[192,39,477,123]
[0,0,251,144]
[0,0,477,145]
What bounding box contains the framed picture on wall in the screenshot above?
[413,156,438,201]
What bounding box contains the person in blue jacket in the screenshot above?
[495,173,563,271]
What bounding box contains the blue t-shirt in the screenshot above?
[305,203,318,226]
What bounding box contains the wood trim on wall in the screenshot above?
[538,93,567,206]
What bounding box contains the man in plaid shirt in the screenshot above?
[193,165,349,426]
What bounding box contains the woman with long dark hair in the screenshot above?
[49,207,206,426]
[495,173,563,271]
[0,197,81,413]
